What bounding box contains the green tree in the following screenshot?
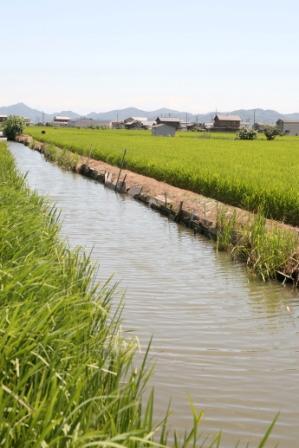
[3,115,25,140]
[264,126,279,141]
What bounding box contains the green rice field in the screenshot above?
[27,127,299,226]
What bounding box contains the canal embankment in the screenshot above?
[17,134,299,286]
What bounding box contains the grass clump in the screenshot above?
[42,143,80,171]
[216,208,298,282]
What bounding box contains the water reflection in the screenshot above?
[10,142,299,448]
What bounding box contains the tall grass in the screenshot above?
[216,207,298,282]
[42,143,80,170]
[26,127,299,226]
[0,142,276,447]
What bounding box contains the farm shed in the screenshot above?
[276,119,299,136]
[152,123,176,137]
[213,114,241,131]
[0,114,8,122]
[156,117,181,130]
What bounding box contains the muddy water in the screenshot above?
[9,142,299,447]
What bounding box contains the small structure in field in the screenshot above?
[0,114,8,123]
[152,123,176,137]
[276,119,299,136]
[156,117,181,130]
[53,116,71,126]
[213,114,241,131]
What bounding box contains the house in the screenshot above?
[111,120,125,129]
[276,119,299,136]
[213,114,241,131]
[152,123,176,137]
[0,114,8,122]
[53,115,71,126]
[124,117,144,129]
[156,117,181,130]
[124,117,156,130]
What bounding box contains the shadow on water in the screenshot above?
[9,142,299,448]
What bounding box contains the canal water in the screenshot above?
[9,142,299,447]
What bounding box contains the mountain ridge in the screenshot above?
[1,102,299,124]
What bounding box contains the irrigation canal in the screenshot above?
[9,142,299,448]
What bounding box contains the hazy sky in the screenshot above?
[1,0,299,113]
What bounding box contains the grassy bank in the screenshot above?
[26,127,299,227]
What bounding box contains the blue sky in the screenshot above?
[1,0,299,113]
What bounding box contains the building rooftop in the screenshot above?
[215,114,241,121]
[54,116,71,121]
[157,117,181,123]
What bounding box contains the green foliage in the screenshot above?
[3,115,25,140]
[42,143,80,170]
[264,126,279,141]
[238,128,257,140]
[27,127,299,226]
[216,208,298,281]
[216,209,237,250]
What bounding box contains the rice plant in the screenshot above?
[26,127,299,226]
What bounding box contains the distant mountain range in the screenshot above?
[1,102,299,124]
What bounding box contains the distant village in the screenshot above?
[1,113,299,136]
